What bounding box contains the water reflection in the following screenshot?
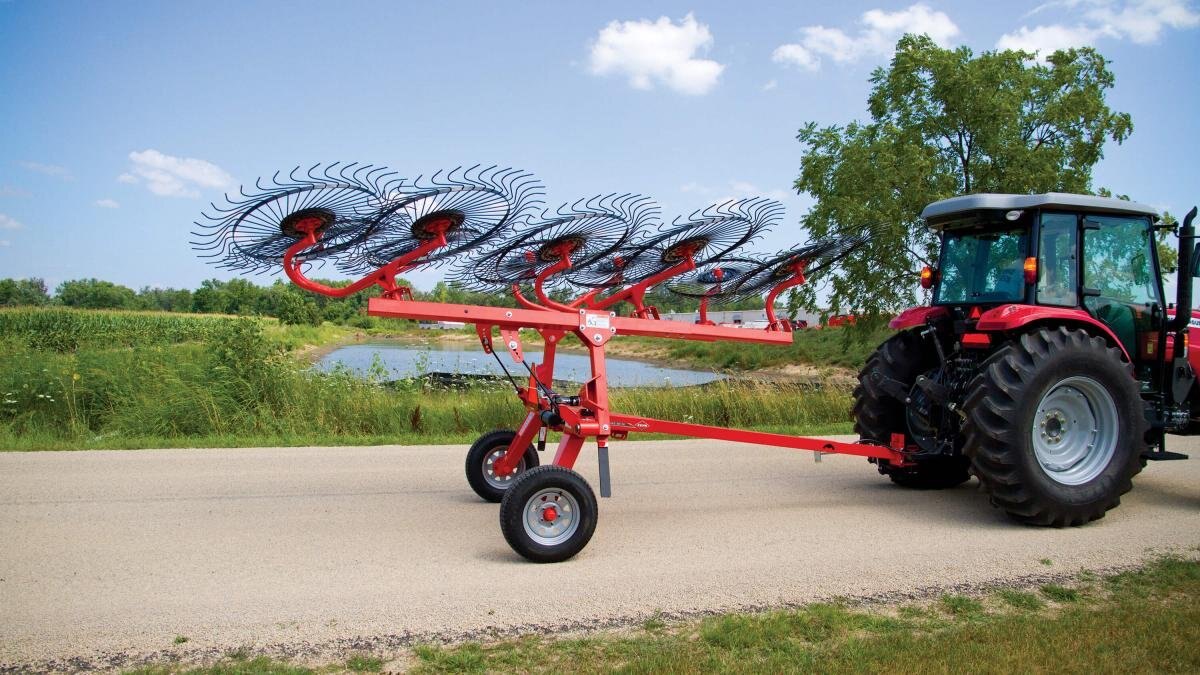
[316,342,722,388]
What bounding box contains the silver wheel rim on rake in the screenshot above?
[522,487,580,546]
[483,448,525,491]
[1031,376,1119,486]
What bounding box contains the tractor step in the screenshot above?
[1142,449,1190,461]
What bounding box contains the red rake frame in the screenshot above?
[281,226,909,497]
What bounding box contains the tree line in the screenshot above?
[0,276,759,326]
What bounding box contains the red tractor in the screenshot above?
[856,193,1198,526]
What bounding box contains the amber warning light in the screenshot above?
[920,266,935,289]
[1023,257,1038,284]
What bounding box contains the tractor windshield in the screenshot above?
[935,228,1028,304]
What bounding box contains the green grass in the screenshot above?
[1041,583,1081,602]
[0,317,855,450]
[402,557,1200,674]
[994,588,1045,611]
[938,594,984,617]
[614,323,893,372]
[123,557,1200,674]
[344,654,383,672]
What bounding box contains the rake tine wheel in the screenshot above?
[339,166,545,275]
[449,194,650,302]
[190,162,398,274]
[588,197,782,289]
[664,257,763,302]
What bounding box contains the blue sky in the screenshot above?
[1,0,1197,292]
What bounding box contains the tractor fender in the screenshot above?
[1165,309,1200,375]
[889,305,949,330]
[974,304,1133,363]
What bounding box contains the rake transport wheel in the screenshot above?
[962,327,1146,526]
[854,329,971,489]
[499,465,598,563]
[465,429,540,503]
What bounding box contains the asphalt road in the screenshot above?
[2,437,1199,670]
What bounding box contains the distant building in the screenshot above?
[657,308,823,327]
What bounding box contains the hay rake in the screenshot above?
[193,163,900,562]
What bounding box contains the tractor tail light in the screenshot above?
[1023,257,1038,284]
[961,332,992,349]
[920,266,935,289]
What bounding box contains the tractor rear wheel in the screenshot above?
[962,327,1146,526]
[854,329,971,489]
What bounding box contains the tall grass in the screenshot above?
[0,318,852,449]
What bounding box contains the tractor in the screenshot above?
[855,193,1198,526]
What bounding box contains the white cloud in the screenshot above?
[0,213,23,230]
[773,3,959,72]
[729,180,790,202]
[692,180,791,206]
[588,13,725,95]
[1088,0,1200,42]
[95,198,120,209]
[0,240,10,248]
[998,0,1199,56]
[18,161,72,180]
[996,23,1105,52]
[762,79,778,91]
[119,149,234,198]
[0,185,30,197]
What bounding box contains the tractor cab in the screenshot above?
[921,193,1164,370]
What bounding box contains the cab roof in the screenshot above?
[921,192,1159,228]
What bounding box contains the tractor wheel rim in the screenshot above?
[522,487,580,546]
[483,448,525,490]
[1032,376,1119,486]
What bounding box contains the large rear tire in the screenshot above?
[962,327,1146,526]
[854,329,971,489]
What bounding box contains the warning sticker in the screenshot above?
[584,314,611,329]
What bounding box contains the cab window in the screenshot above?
[1036,213,1078,307]
[1082,214,1159,358]
[1082,215,1159,306]
[935,228,1027,304]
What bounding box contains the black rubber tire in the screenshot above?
[962,327,1146,526]
[499,465,597,563]
[854,329,971,489]
[465,429,539,503]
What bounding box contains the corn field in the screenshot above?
[0,307,240,351]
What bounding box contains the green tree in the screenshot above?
[135,286,194,312]
[55,278,137,309]
[793,36,1133,317]
[274,291,323,326]
[0,278,50,306]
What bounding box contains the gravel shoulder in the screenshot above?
[2,437,1198,671]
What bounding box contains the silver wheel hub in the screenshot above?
[483,448,525,490]
[1031,376,1119,486]
[522,488,580,546]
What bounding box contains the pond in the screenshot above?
[316,342,723,388]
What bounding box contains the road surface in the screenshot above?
[2,437,1198,670]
